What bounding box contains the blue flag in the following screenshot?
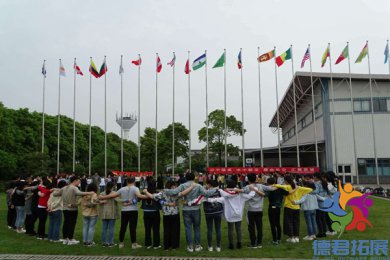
[385,42,389,64]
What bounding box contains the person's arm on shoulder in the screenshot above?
[242,190,256,201]
[135,188,148,200]
[164,184,185,196]
[143,189,155,200]
[207,197,225,204]
[273,184,290,191]
[99,191,120,200]
[294,194,307,205]
[299,186,313,196]
[249,185,265,197]
[261,184,277,192]
[178,182,195,197]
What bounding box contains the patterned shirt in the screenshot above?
[152,190,179,216]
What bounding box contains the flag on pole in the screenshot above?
[59,61,66,77]
[213,52,225,68]
[384,42,389,64]
[74,62,84,76]
[237,50,242,69]
[257,50,275,62]
[119,62,124,75]
[185,59,191,74]
[89,59,100,78]
[192,54,206,70]
[335,45,349,65]
[275,48,291,67]
[99,58,108,77]
[42,62,47,78]
[167,54,176,67]
[355,43,368,63]
[156,55,162,73]
[321,46,330,67]
[132,57,142,66]
[301,48,310,68]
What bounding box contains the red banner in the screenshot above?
[207,167,319,175]
[111,171,153,177]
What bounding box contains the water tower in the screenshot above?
[116,113,137,139]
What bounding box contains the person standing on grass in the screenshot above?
[98,176,148,249]
[12,181,27,233]
[80,183,100,246]
[47,180,66,242]
[99,181,119,247]
[36,179,52,239]
[6,175,20,230]
[24,177,38,236]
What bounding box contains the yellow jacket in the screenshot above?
[273,184,312,210]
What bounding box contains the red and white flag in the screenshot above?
[132,57,142,66]
[167,54,176,67]
[74,62,84,76]
[184,59,191,74]
[156,56,162,73]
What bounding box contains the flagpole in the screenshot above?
[290,45,300,167]
[388,40,390,75]
[57,59,62,176]
[72,58,77,173]
[346,42,358,184]
[172,52,175,177]
[137,54,141,173]
[89,57,92,177]
[41,60,46,154]
[155,53,159,179]
[328,43,339,174]
[205,50,209,170]
[308,44,319,167]
[257,47,264,167]
[120,55,124,173]
[366,41,379,186]
[224,49,227,168]
[274,47,282,167]
[188,51,192,172]
[240,48,245,167]
[104,56,107,178]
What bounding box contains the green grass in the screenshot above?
[0,194,389,258]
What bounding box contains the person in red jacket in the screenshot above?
[37,179,52,239]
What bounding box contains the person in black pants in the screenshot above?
[141,179,161,249]
[6,181,17,230]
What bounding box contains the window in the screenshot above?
[300,118,306,129]
[373,99,387,112]
[283,134,288,142]
[353,100,371,112]
[288,127,295,138]
[305,112,313,125]
[338,164,352,174]
[358,158,390,176]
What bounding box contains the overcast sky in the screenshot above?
[1,0,389,150]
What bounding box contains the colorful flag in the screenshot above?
[384,42,389,64]
[99,58,107,77]
[167,54,176,67]
[119,62,124,75]
[335,45,349,65]
[74,62,84,76]
[42,62,46,78]
[132,57,142,66]
[192,54,206,70]
[59,61,66,77]
[213,52,225,68]
[156,56,162,73]
[301,48,310,68]
[257,50,275,62]
[321,46,330,67]
[237,50,242,69]
[89,59,100,78]
[275,48,291,67]
[185,59,191,74]
[355,43,368,63]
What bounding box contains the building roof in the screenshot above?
[269,72,390,128]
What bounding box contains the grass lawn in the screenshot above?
[0,194,389,258]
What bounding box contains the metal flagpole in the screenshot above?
[155,53,159,179]
[57,59,62,175]
[41,60,46,154]
[274,47,282,167]
[257,47,264,167]
[104,56,107,178]
[172,52,175,177]
[240,48,245,167]
[366,41,380,186]
[388,40,390,75]
[137,54,141,173]
[120,55,124,173]
[72,58,77,173]
[188,51,192,172]
[224,49,227,167]
[89,57,92,177]
[346,42,358,184]
[205,50,209,169]
[308,44,319,167]
[290,45,300,167]
[328,43,339,174]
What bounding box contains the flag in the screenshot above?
[355,43,368,63]
[99,58,108,77]
[237,50,242,69]
[192,54,206,70]
[384,42,389,64]
[335,45,349,65]
[321,46,330,67]
[74,62,84,76]
[275,48,291,67]
[59,61,66,77]
[42,62,46,78]
[132,58,142,66]
[167,54,176,67]
[89,59,100,78]
[257,50,275,62]
[301,48,310,68]
[185,59,191,74]
[156,56,162,73]
[213,52,225,68]
[119,62,124,75]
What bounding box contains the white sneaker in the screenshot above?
[62,239,69,245]
[153,245,161,249]
[303,236,313,241]
[195,245,203,252]
[132,243,142,249]
[67,239,80,245]
[216,247,221,252]
[208,246,213,252]
[286,238,293,243]
[326,231,337,236]
[187,246,194,252]
[146,245,153,249]
[118,242,124,249]
[294,237,300,243]
[311,235,317,239]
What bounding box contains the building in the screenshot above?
[246,71,390,185]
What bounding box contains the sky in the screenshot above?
[1,0,389,150]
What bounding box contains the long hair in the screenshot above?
[105,181,115,194]
[284,174,296,189]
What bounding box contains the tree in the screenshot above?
[198,109,245,166]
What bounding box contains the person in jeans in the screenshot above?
[12,181,27,233]
[141,179,161,249]
[47,180,66,242]
[37,179,52,239]
[99,176,148,249]
[80,183,100,246]
[99,181,119,247]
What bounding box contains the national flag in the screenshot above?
[119,62,124,75]
[89,59,100,78]
[184,59,191,74]
[99,58,108,77]
[335,45,349,65]
[355,43,368,63]
[167,54,176,67]
[156,56,162,73]
[74,62,84,76]
[275,48,291,67]
[257,50,275,62]
[384,42,389,64]
[212,52,225,68]
[237,50,242,69]
[321,46,330,67]
[59,61,66,77]
[192,53,206,70]
[132,57,142,66]
[301,48,310,68]
[42,62,46,78]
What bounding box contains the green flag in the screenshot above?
[213,52,225,68]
